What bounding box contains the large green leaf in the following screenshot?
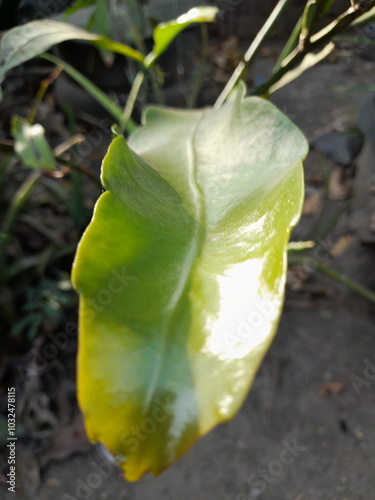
[72,84,308,481]
[0,20,144,101]
[145,6,218,66]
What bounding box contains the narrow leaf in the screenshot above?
[320,0,335,16]
[11,116,55,170]
[40,53,124,124]
[353,6,375,27]
[145,6,218,66]
[72,84,308,481]
[269,42,335,93]
[0,20,144,101]
[86,0,113,65]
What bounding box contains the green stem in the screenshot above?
[255,1,375,96]
[119,70,145,134]
[40,53,124,125]
[1,170,41,237]
[273,16,302,74]
[299,0,327,51]
[214,0,292,109]
[315,198,352,241]
[0,170,41,279]
[316,262,375,304]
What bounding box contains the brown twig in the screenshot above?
[0,139,102,187]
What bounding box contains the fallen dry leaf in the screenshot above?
[303,189,322,215]
[319,382,345,395]
[329,167,352,200]
[330,235,355,258]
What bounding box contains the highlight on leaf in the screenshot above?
[145,6,218,66]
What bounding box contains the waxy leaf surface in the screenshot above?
[72,86,308,481]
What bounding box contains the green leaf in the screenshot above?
[0,20,144,101]
[11,116,55,170]
[86,0,113,65]
[72,84,308,481]
[63,0,96,19]
[145,6,218,66]
[320,0,335,16]
[86,0,111,38]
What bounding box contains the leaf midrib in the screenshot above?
[142,110,207,413]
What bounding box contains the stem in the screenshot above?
[40,53,124,125]
[27,66,62,125]
[119,70,145,134]
[316,262,375,304]
[299,0,328,51]
[273,16,302,74]
[1,170,41,237]
[54,155,102,187]
[214,0,292,109]
[0,140,102,187]
[0,169,42,279]
[255,1,375,96]
[315,198,352,241]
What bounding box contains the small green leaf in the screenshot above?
[11,116,55,170]
[72,84,308,481]
[145,6,218,66]
[0,20,144,101]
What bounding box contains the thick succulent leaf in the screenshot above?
[11,117,55,170]
[145,6,218,66]
[0,20,144,101]
[72,85,308,481]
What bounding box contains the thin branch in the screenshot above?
[316,262,375,304]
[54,155,102,187]
[0,139,102,187]
[214,0,293,109]
[254,0,375,96]
[119,70,145,134]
